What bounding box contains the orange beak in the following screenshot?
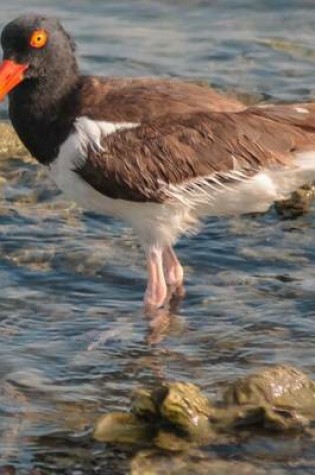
[0,60,28,101]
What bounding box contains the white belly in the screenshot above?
[48,157,315,250]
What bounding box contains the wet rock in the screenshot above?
[132,382,213,440]
[93,365,315,450]
[223,365,315,432]
[261,406,309,431]
[275,184,315,218]
[153,431,195,451]
[131,449,271,475]
[209,405,266,431]
[93,382,214,446]
[223,365,315,416]
[131,387,161,421]
[6,248,54,273]
[93,412,156,445]
[159,382,212,439]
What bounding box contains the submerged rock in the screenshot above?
[93,412,155,445]
[131,449,271,475]
[153,431,196,451]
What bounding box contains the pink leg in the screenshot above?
[163,246,184,287]
[144,246,167,309]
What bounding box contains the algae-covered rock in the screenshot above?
[0,122,28,158]
[132,382,213,439]
[93,382,214,448]
[153,431,195,451]
[93,365,315,450]
[223,365,315,416]
[160,382,212,439]
[262,406,309,431]
[93,412,156,445]
[209,404,266,430]
[131,386,163,421]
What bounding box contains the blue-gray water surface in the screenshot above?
[0,1,315,474]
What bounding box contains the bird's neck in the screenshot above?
[9,71,82,165]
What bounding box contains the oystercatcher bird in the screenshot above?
[1,14,315,309]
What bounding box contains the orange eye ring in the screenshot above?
[30,30,48,49]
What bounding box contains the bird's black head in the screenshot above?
[0,14,78,100]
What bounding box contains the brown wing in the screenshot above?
[78,76,244,122]
[73,105,315,204]
[251,103,315,136]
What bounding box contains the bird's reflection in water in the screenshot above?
[144,290,186,346]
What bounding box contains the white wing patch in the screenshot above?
[74,116,139,155]
[48,117,139,214]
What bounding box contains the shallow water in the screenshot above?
[0,0,315,473]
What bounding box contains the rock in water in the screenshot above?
[93,412,156,445]
[223,364,315,415]
[0,122,28,158]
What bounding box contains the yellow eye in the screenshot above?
[30,30,48,49]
